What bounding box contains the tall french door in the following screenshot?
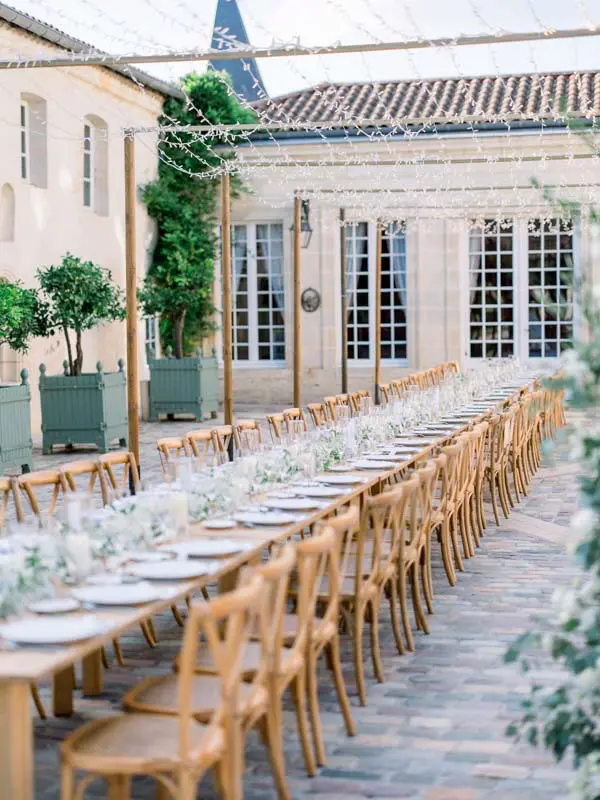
[467,217,576,363]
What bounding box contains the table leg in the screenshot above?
[0,682,33,800]
[82,649,103,696]
[53,667,74,717]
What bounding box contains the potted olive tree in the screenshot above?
[0,278,48,472]
[37,254,127,454]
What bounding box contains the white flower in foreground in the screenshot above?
[570,508,597,541]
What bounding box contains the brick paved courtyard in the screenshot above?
[27,415,578,799]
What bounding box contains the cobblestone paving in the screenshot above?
[31,424,578,799]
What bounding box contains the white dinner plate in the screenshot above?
[122,550,173,563]
[164,540,252,558]
[233,511,296,527]
[72,582,162,606]
[129,560,221,580]
[264,498,321,511]
[316,475,365,485]
[326,464,356,472]
[394,438,434,447]
[28,598,81,615]
[0,614,107,645]
[353,460,397,470]
[202,518,237,530]
[295,485,349,498]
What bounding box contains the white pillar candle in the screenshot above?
[169,491,189,535]
[65,532,93,581]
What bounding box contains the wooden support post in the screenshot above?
[374,220,383,404]
[124,131,140,468]
[221,173,234,428]
[293,195,302,408]
[339,208,348,394]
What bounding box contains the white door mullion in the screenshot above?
[248,224,258,363]
[515,218,528,363]
[368,222,376,362]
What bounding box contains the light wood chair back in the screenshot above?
[0,477,11,530]
[323,396,338,421]
[60,459,102,499]
[314,506,360,628]
[157,437,190,479]
[292,527,338,659]
[211,425,234,454]
[283,407,309,434]
[253,544,297,679]
[378,383,391,404]
[234,419,264,452]
[307,402,328,428]
[98,452,139,505]
[185,429,214,461]
[13,470,68,524]
[178,575,264,791]
[266,413,285,442]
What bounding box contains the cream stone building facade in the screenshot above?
[219,74,600,404]
[0,4,179,432]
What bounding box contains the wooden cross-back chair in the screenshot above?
[484,408,514,526]
[127,546,298,799]
[211,425,234,454]
[60,460,102,499]
[266,412,286,442]
[468,421,490,549]
[306,402,328,428]
[157,437,190,479]
[61,575,265,800]
[98,452,139,505]
[323,396,338,422]
[282,407,309,434]
[13,470,68,525]
[233,419,264,452]
[378,383,391,404]
[298,508,358,766]
[0,476,11,531]
[453,432,477,562]
[436,440,467,586]
[331,481,415,706]
[349,392,362,414]
[184,429,214,462]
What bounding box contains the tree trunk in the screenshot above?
[74,329,84,376]
[173,312,186,359]
[63,326,74,376]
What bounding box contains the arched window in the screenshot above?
[0,184,15,242]
[83,115,109,215]
[20,93,47,188]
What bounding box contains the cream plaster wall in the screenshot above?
[222,128,600,404]
[0,22,163,433]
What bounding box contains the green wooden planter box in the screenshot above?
[149,350,218,421]
[39,360,128,454]
[0,370,32,474]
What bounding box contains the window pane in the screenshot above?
[346,222,370,360]
[380,222,407,362]
[527,218,574,358]
[469,219,513,358]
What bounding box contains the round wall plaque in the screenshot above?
[301,287,321,313]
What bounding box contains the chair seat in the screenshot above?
[123,673,267,723]
[182,640,304,681]
[62,713,222,773]
[280,612,337,646]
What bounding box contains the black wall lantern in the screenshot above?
[291,198,313,249]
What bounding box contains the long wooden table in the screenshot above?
[0,390,524,798]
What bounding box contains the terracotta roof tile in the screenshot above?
[255,71,600,127]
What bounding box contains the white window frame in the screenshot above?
[145,315,158,360]
[231,222,286,365]
[20,102,29,181]
[83,123,94,209]
[346,220,408,365]
[465,216,578,364]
